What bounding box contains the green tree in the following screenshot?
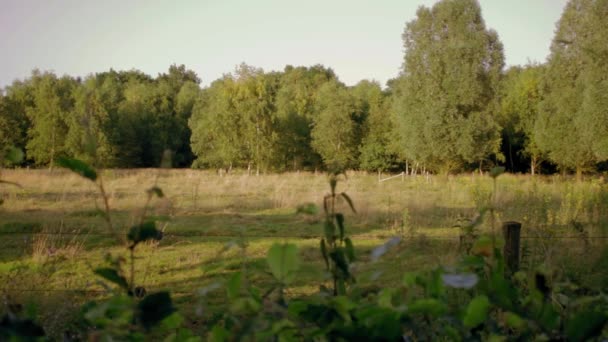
[65,77,114,166]
[353,81,399,172]
[232,64,279,174]
[536,0,608,178]
[190,65,280,172]
[393,0,504,174]
[25,71,77,168]
[275,65,337,170]
[115,77,160,167]
[311,80,358,171]
[189,76,244,169]
[156,64,201,167]
[0,83,31,158]
[499,65,544,174]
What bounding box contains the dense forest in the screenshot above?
[0,0,606,176]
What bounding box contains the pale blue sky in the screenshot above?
[0,0,568,88]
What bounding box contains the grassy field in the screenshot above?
[1,169,607,337]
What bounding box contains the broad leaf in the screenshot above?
[335,213,345,240]
[489,166,505,178]
[463,295,490,328]
[147,186,164,198]
[340,192,356,213]
[226,272,242,300]
[127,221,162,246]
[56,157,97,181]
[408,298,447,317]
[137,292,175,330]
[320,239,329,269]
[565,310,607,342]
[94,268,129,290]
[344,237,355,262]
[266,243,300,285]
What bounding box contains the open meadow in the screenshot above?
[0,169,607,337]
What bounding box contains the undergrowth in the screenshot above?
[0,157,607,341]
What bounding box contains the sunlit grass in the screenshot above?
[0,169,606,335]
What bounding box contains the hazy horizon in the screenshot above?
[0,0,568,88]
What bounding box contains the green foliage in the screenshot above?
[266,243,300,285]
[393,0,504,173]
[536,0,608,176]
[463,295,490,328]
[56,157,97,181]
[311,80,359,171]
[127,221,163,247]
[94,267,129,291]
[0,309,45,341]
[320,172,357,295]
[499,65,544,173]
[24,71,76,168]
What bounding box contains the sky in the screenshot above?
[0,0,568,88]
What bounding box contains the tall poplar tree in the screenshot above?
[394,0,504,173]
[25,71,76,168]
[536,0,608,178]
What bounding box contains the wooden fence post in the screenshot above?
[502,221,521,274]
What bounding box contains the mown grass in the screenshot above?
[0,169,607,337]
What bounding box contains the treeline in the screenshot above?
[0,0,606,175]
[0,65,199,168]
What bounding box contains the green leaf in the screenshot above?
[344,237,355,262]
[4,147,24,164]
[226,272,242,300]
[335,213,345,240]
[537,301,560,331]
[56,157,97,181]
[489,166,505,178]
[463,295,490,328]
[504,311,525,330]
[296,203,318,215]
[471,235,493,257]
[137,292,175,331]
[266,243,300,285]
[340,192,356,213]
[329,248,349,277]
[489,272,516,310]
[161,312,184,330]
[324,221,335,241]
[147,186,164,198]
[208,325,229,342]
[94,268,129,290]
[320,239,329,269]
[127,221,162,246]
[565,310,607,342]
[332,296,355,321]
[403,272,418,288]
[329,177,337,194]
[408,298,447,317]
[377,288,394,308]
